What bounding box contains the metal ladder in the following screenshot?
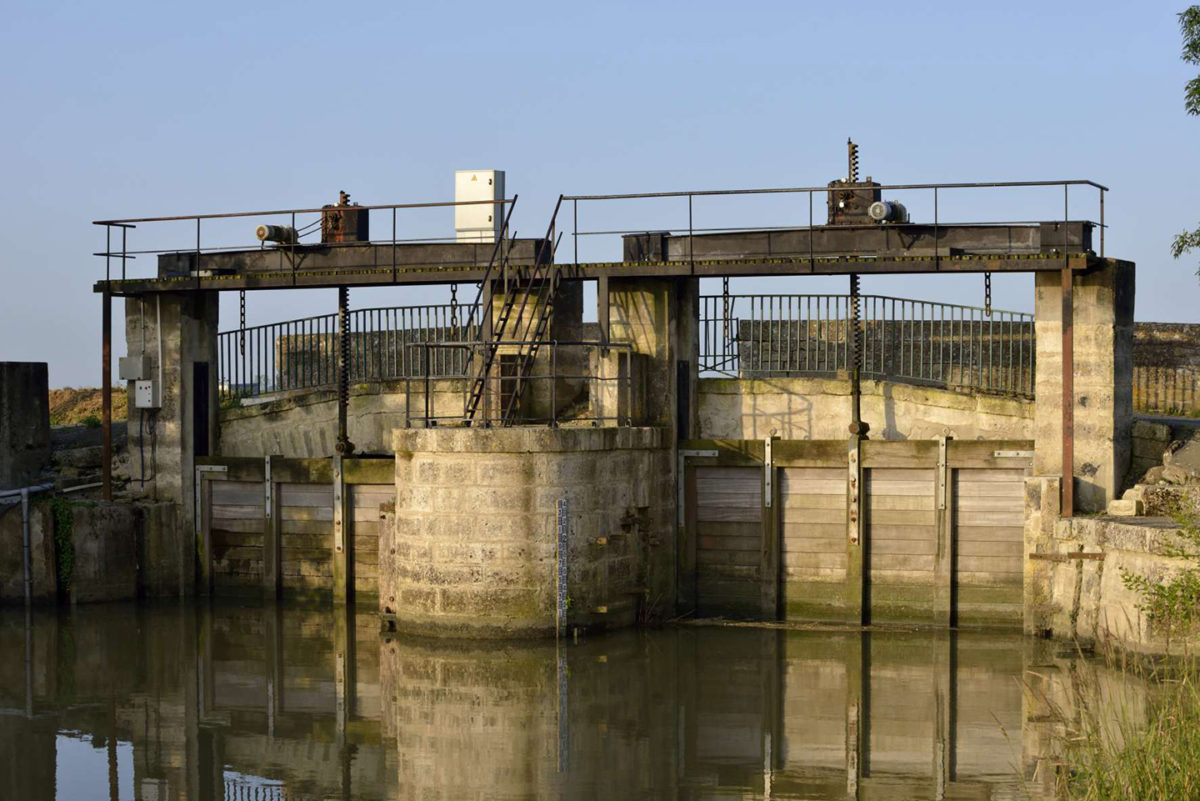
[463,197,565,425]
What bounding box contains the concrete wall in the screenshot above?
[1025,497,1200,655]
[0,499,187,605]
[1033,261,1135,513]
[608,277,698,436]
[491,280,586,422]
[697,376,1032,441]
[123,294,219,536]
[1134,322,1200,367]
[1129,419,1172,485]
[1131,323,1200,413]
[218,380,467,458]
[68,502,139,603]
[0,362,50,490]
[382,427,674,637]
[69,501,189,603]
[218,372,1033,458]
[0,499,56,603]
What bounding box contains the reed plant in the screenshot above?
[1055,663,1200,800]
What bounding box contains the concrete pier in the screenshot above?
[382,427,673,636]
[1033,261,1135,513]
[0,362,50,490]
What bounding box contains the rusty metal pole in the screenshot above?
[1061,266,1074,517]
[102,290,113,501]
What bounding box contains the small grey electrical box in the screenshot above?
[119,355,151,381]
[134,379,160,409]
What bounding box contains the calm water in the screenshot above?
[0,602,1096,800]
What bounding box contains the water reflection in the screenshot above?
[0,602,1108,799]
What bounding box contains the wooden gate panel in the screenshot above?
[351,484,392,597]
[866,468,936,623]
[210,480,264,588]
[953,468,1025,624]
[279,483,334,592]
[780,467,847,620]
[695,466,762,616]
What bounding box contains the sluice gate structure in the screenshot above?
[90,151,1131,636]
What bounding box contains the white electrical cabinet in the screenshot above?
[454,170,505,243]
[134,379,160,409]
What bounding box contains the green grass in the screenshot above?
[1058,667,1200,800]
[1055,495,1200,799]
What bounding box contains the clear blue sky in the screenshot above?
[2,0,1198,387]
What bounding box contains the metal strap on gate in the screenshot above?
[193,464,228,538]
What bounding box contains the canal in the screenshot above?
[0,602,1129,799]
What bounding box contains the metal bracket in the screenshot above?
[764,437,774,509]
[847,443,861,546]
[264,455,272,520]
[332,454,345,554]
[677,449,719,531]
[936,437,949,512]
[193,465,228,538]
[994,450,1034,459]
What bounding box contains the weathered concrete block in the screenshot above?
[1106,498,1144,516]
[137,502,188,598]
[1131,419,1171,442]
[0,363,50,490]
[68,502,138,603]
[1162,464,1190,484]
[1164,434,1200,475]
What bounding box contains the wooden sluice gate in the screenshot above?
[680,437,1034,627]
[193,435,1033,630]
[195,455,393,602]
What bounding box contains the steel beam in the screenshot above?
[94,251,1108,297]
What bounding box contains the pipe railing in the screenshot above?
[218,304,481,401]
[701,293,1035,397]
[93,196,518,282]
[563,179,1106,267]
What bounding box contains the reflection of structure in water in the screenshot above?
[0,602,1143,800]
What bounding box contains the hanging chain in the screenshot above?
[449,283,459,331]
[850,274,863,371]
[984,272,992,318]
[338,287,350,409]
[239,289,246,356]
[721,276,731,341]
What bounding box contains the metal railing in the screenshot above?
[563,179,1106,266]
[1134,365,1200,416]
[223,779,290,801]
[218,303,480,400]
[94,196,517,282]
[701,294,1035,397]
[404,340,635,428]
